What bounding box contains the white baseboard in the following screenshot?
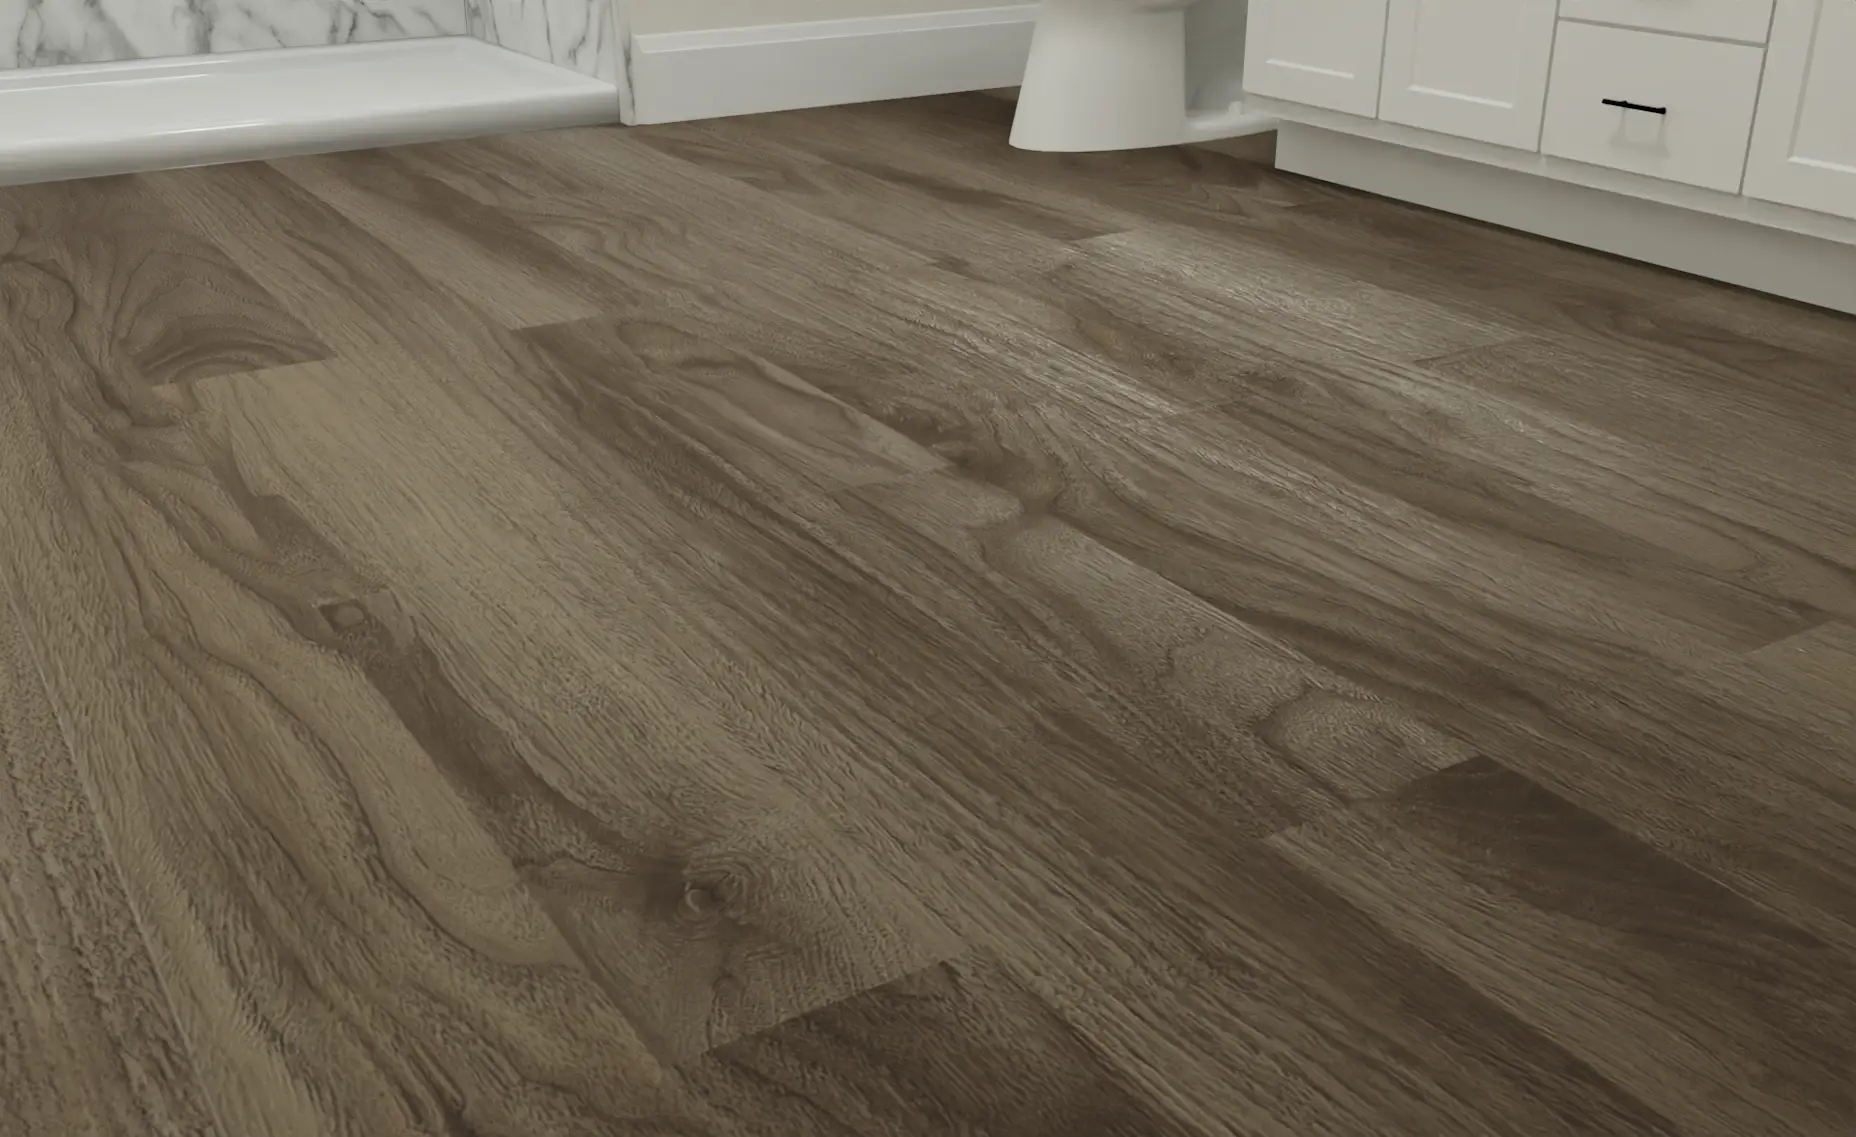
[629,5,1037,125]
[1249,94,1856,248]
[1276,124,1856,317]
[0,38,620,188]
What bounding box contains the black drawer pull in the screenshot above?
[1602,98,1667,115]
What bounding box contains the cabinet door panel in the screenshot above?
[1745,0,1856,220]
[1244,0,1391,118]
[1379,0,1558,149]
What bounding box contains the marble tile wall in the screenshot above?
[0,0,473,69]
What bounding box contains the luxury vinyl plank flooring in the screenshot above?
[270,148,624,329]
[0,175,331,384]
[631,116,1117,276]
[1271,757,1855,1137]
[2,91,1854,1136]
[0,610,223,1137]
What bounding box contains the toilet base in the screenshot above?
[1009,0,1275,152]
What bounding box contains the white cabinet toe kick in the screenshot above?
[1243,0,1856,314]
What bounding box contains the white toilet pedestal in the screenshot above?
[1009,0,1275,153]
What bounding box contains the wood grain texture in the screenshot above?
[0,606,223,1137]
[1272,757,1855,1137]
[270,148,622,329]
[671,954,1199,1136]
[0,241,669,1137]
[0,175,330,385]
[3,90,1855,1137]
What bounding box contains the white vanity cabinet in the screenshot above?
[1540,22,1766,194]
[1744,0,1856,221]
[1378,0,1559,150]
[1241,0,1390,117]
[1240,0,1856,314]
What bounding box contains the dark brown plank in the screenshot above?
[402,131,1277,422]
[1272,757,1856,1137]
[0,606,224,1137]
[1714,622,1856,749]
[0,174,330,385]
[672,954,1201,1136]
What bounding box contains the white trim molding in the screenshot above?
[629,5,1036,125]
[1276,123,1856,316]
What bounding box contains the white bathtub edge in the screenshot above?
[0,38,622,187]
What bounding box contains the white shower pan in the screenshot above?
[0,37,621,188]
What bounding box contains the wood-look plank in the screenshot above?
[1425,334,1856,496]
[0,174,330,385]
[1060,225,1525,366]
[390,127,933,309]
[7,89,1855,1137]
[748,93,1335,236]
[196,305,1668,1135]
[270,147,621,329]
[0,241,673,1137]
[1203,343,1854,629]
[670,954,1201,1136]
[516,313,947,495]
[189,352,961,1060]
[1272,757,1856,1137]
[887,385,1856,947]
[1690,622,1856,764]
[848,469,1478,815]
[632,114,1116,275]
[865,384,1810,670]
[1662,286,1856,364]
[396,131,1263,421]
[0,603,224,1137]
[1278,188,1719,328]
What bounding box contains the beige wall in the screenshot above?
[631,0,998,33]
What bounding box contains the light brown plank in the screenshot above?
[0,216,675,1137]
[1060,225,1526,367]
[0,601,224,1137]
[516,313,947,495]
[190,351,961,1060]
[1426,333,1856,507]
[5,90,1852,1136]
[198,304,1667,1137]
[0,174,330,385]
[393,127,934,308]
[271,147,621,329]
[631,113,1117,275]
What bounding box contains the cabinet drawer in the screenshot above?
[1541,22,1765,193]
[1558,0,1774,43]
